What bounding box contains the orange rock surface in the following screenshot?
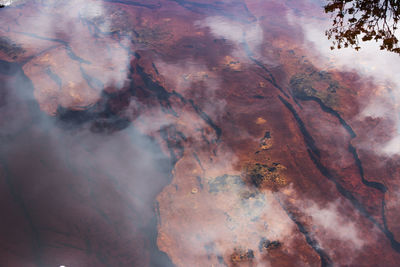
[1,0,400,266]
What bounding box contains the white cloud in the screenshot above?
[287,6,400,155]
[304,201,365,250]
[382,135,400,155]
[3,0,131,114]
[157,172,295,266]
[196,16,263,60]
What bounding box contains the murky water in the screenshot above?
[1,1,400,266]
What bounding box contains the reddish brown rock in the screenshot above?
[1,0,400,266]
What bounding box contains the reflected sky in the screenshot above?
[1,1,400,266]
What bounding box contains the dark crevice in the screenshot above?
[135,64,178,116]
[242,39,290,99]
[348,144,387,193]
[295,95,355,138]
[382,199,400,252]
[193,152,205,171]
[279,95,400,253]
[302,95,386,192]
[45,67,62,89]
[21,45,62,66]
[12,31,91,64]
[134,61,222,142]
[307,148,400,252]
[279,96,320,157]
[80,66,104,91]
[55,90,131,134]
[188,99,222,142]
[1,59,176,266]
[275,195,333,267]
[160,125,185,166]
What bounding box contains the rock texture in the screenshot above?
[1,0,400,266]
